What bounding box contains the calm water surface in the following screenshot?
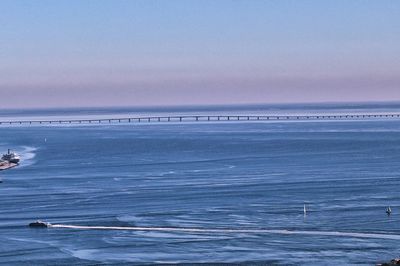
[1,105,400,265]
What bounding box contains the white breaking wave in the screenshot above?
[49,224,400,240]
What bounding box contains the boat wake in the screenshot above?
[18,146,37,167]
[49,224,400,240]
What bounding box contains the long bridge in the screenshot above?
[1,113,400,126]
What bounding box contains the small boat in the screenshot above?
[2,149,20,164]
[386,207,392,216]
[303,204,307,216]
[29,220,50,228]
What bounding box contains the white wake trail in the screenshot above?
[49,224,400,240]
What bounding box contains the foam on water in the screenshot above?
[50,224,400,240]
[17,146,37,167]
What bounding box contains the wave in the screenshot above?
[49,224,400,240]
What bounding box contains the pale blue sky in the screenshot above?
[0,0,399,108]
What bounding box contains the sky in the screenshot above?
[0,0,399,108]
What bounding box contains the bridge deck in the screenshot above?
[1,114,400,126]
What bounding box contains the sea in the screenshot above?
[1,102,400,265]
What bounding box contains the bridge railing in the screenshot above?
[1,114,400,126]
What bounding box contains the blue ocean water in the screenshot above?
[1,104,400,265]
